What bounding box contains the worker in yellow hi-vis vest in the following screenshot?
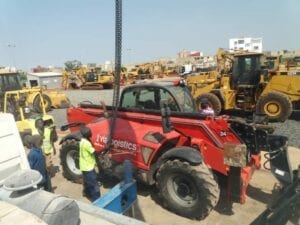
[79,126,101,202]
[34,117,58,175]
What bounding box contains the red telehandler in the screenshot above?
[60,0,298,221]
[59,80,296,220]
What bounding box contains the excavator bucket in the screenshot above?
[44,91,70,109]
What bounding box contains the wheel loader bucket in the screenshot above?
[45,91,70,109]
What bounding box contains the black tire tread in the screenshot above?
[196,93,222,115]
[256,91,292,122]
[33,94,52,113]
[156,159,220,219]
[60,139,82,184]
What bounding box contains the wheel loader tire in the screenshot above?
[60,139,83,183]
[156,159,220,219]
[196,93,222,115]
[33,94,52,113]
[256,91,292,122]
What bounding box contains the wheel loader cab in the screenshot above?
[231,54,262,89]
[0,72,23,92]
[85,71,97,82]
[230,54,262,109]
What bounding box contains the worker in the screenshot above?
[34,117,58,175]
[199,98,215,116]
[79,126,101,202]
[27,134,52,192]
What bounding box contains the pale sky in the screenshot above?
[0,0,299,70]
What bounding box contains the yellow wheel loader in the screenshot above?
[2,89,55,144]
[0,69,70,112]
[187,48,300,121]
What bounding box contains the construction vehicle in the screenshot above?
[186,48,300,121]
[62,64,114,90]
[0,69,70,112]
[263,53,300,75]
[2,88,55,144]
[59,0,299,220]
[62,66,86,89]
[126,64,154,83]
[58,79,295,220]
[81,69,114,90]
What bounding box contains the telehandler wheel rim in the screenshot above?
[66,149,81,176]
[264,101,281,117]
[167,173,198,207]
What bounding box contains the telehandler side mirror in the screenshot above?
[160,100,173,133]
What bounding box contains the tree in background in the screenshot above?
[64,60,82,71]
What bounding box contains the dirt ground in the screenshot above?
[51,130,300,225]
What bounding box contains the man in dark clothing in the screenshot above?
[34,117,58,176]
[27,134,52,192]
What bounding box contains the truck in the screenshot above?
[59,80,294,219]
[186,48,300,122]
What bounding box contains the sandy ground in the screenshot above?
[50,129,300,225]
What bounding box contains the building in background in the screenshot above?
[176,50,203,65]
[27,72,62,89]
[229,37,263,53]
[103,61,114,72]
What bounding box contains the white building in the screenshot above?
[229,37,263,53]
[27,72,62,89]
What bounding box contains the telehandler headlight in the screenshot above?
[223,142,247,167]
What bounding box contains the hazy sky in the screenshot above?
[0,0,299,70]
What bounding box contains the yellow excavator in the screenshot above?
[186,48,300,121]
[0,69,70,112]
[62,63,114,90]
[81,67,114,90]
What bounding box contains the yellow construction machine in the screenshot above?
[62,67,86,89]
[126,63,155,83]
[187,48,300,121]
[2,89,55,144]
[0,69,70,112]
[62,64,114,90]
[264,53,300,75]
[81,68,114,90]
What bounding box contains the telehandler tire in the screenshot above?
[60,139,83,183]
[256,91,292,122]
[33,94,52,113]
[156,159,220,219]
[196,93,222,115]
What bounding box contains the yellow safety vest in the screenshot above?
[42,127,53,155]
[79,138,96,171]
